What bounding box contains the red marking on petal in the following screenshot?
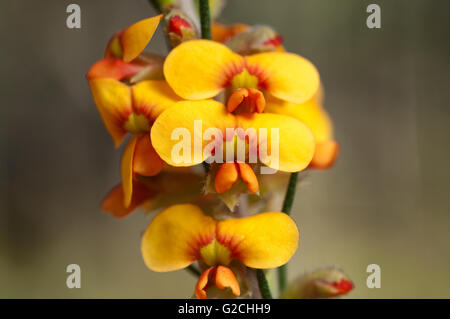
[190,231,216,260]
[221,60,246,88]
[216,230,244,261]
[243,59,270,91]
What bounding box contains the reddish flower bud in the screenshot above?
[225,25,284,55]
[165,10,198,47]
[282,267,354,299]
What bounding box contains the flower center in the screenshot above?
[200,238,232,266]
[227,88,265,114]
[123,113,151,134]
[229,69,259,91]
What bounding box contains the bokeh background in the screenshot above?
[1,0,449,298]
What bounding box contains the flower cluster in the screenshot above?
[86,0,351,299]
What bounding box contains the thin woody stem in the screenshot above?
[199,0,211,174]
[199,0,212,39]
[278,172,299,294]
[256,270,273,299]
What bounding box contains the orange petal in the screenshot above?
[86,58,144,80]
[141,204,217,272]
[133,134,165,176]
[89,78,132,147]
[195,267,214,299]
[217,212,299,269]
[121,136,138,207]
[100,181,155,218]
[121,15,162,63]
[214,265,240,297]
[246,52,320,104]
[164,40,243,100]
[194,266,240,299]
[236,163,259,194]
[215,163,239,194]
[309,141,339,169]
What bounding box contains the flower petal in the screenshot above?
[141,204,217,272]
[194,266,240,299]
[217,212,299,269]
[215,163,239,194]
[86,58,145,80]
[151,100,235,166]
[195,267,214,299]
[89,78,132,147]
[100,181,156,218]
[164,40,243,100]
[265,95,338,169]
[246,52,320,104]
[121,15,162,63]
[214,265,240,297]
[236,162,259,194]
[121,136,138,207]
[132,80,181,122]
[265,95,333,143]
[133,134,165,176]
[241,113,315,172]
[309,141,339,169]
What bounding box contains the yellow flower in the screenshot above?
[150,100,315,196]
[163,39,319,104]
[89,79,181,207]
[141,204,299,299]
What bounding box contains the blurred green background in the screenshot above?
[1,0,449,298]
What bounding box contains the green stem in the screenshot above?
[281,172,299,216]
[278,172,299,294]
[199,0,211,39]
[256,270,273,299]
[186,264,201,277]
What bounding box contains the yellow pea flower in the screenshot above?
[163,39,320,104]
[150,100,315,196]
[89,79,181,207]
[141,204,299,299]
